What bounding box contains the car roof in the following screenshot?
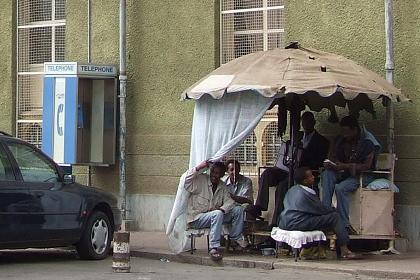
[0,133,30,144]
[0,131,13,137]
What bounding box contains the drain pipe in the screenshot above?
[385,0,395,154]
[87,0,92,63]
[87,0,92,186]
[384,0,399,255]
[118,0,128,221]
[113,0,131,272]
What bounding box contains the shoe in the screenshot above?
[234,236,249,249]
[341,251,362,260]
[209,248,223,261]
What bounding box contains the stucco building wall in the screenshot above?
[65,0,218,229]
[1,0,420,248]
[0,1,16,134]
[286,0,420,249]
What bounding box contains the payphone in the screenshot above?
[42,62,117,165]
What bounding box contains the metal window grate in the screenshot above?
[220,0,285,64]
[55,0,66,20]
[17,0,66,146]
[224,132,258,178]
[227,133,257,166]
[262,121,281,166]
[17,122,43,148]
[17,75,44,119]
[222,0,263,11]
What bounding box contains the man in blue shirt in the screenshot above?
[321,116,381,233]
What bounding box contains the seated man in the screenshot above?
[224,159,254,206]
[185,160,248,261]
[253,111,329,225]
[321,116,380,233]
[278,167,357,259]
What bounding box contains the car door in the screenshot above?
[0,142,30,245]
[5,140,82,243]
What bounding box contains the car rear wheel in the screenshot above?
[77,211,112,260]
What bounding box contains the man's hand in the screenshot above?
[195,160,209,171]
[323,162,335,170]
[207,208,225,213]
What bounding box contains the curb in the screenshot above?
[131,249,420,279]
[272,262,420,280]
[130,249,274,270]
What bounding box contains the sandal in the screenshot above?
[341,251,362,260]
[209,248,223,261]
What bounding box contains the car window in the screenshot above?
[6,142,59,183]
[0,144,15,181]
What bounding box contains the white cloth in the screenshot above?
[189,91,275,168]
[167,91,274,253]
[271,227,326,249]
[299,185,316,195]
[302,131,315,149]
[166,172,191,254]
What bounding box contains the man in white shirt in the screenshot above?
[224,159,254,205]
[185,161,248,261]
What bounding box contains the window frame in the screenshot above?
[0,142,19,182]
[220,0,285,64]
[3,139,63,183]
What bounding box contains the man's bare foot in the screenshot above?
[340,246,362,260]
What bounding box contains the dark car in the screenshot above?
[0,132,121,260]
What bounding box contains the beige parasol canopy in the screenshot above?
[182,43,409,113]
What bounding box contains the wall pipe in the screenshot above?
[87,0,92,63]
[384,0,399,254]
[385,0,395,154]
[87,0,92,186]
[119,0,128,221]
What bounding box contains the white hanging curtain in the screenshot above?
[189,91,275,167]
[167,91,274,253]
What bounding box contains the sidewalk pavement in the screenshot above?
[129,231,420,280]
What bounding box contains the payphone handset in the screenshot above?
[56,104,64,136]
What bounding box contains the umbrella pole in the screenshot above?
[288,96,301,188]
[288,110,294,188]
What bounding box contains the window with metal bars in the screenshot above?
[226,133,257,165]
[220,0,285,64]
[220,0,285,175]
[17,0,66,148]
[262,121,281,166]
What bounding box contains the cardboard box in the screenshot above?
[349,188,394,236]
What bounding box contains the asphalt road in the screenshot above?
[0,249,390,280]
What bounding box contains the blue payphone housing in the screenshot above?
[42,62,117,165]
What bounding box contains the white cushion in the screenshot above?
[271,227,326,249]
